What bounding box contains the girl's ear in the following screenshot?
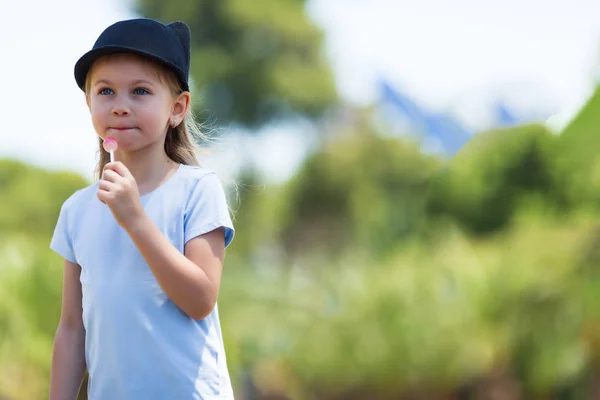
[171,91,191,125]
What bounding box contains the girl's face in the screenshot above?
[86,54,187,154]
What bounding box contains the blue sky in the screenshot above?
[1,0,599,183]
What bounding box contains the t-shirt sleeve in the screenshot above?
[50,196,77,264]
[184,173,235,248]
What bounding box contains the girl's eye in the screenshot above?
[99,88,113,95]
[133,88,150,95]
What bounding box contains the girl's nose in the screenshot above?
[111,99,131,116]
[112,107,130,117]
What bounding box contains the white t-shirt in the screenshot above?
[50,164,235,400]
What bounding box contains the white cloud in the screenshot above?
[309,0,600,119]
[1,0,599,182]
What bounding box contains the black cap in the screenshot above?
[74,18,191,92]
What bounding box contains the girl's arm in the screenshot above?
[49,259,87,400]
[98,163,227,320]
[127,217,225,320]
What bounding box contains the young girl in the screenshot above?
[49,18,235,399]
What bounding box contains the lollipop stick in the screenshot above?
[110,150,115,163]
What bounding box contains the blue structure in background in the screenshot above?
[377,79,473,157]
[494,100,521,127]
[377,78,525,157]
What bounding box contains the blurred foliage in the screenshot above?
[212,91,600,398]
[554,86,600,209]
[5,86,600,398]
[0,161,86,399]
[0,160,88,238]
[135,0,338,128]
[280,129,443,261]
[426,123,570,236]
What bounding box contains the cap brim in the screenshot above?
[74,45,189,92]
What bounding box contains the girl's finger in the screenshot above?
[111,162,134,180]
[98,179,116,192]
[97,189,109,204]
[104,162,133,179]
[102,169,121,183]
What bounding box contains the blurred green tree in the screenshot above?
[0,159,88,400]
[278,127,443,261]
[554,86,600,208]
[136,0,338,128]
[0,159,88,237]
[426,124,568,236]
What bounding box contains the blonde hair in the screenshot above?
[84,53,213,181]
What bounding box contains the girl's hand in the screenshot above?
[98,162,145,230]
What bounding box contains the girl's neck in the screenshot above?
[115,146,179,196]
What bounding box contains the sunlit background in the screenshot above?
[2,0,600,399]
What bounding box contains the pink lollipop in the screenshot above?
[103,137,118,163]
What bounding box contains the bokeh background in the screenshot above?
[2,0,600,399]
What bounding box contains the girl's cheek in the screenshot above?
[90,100,108,114]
